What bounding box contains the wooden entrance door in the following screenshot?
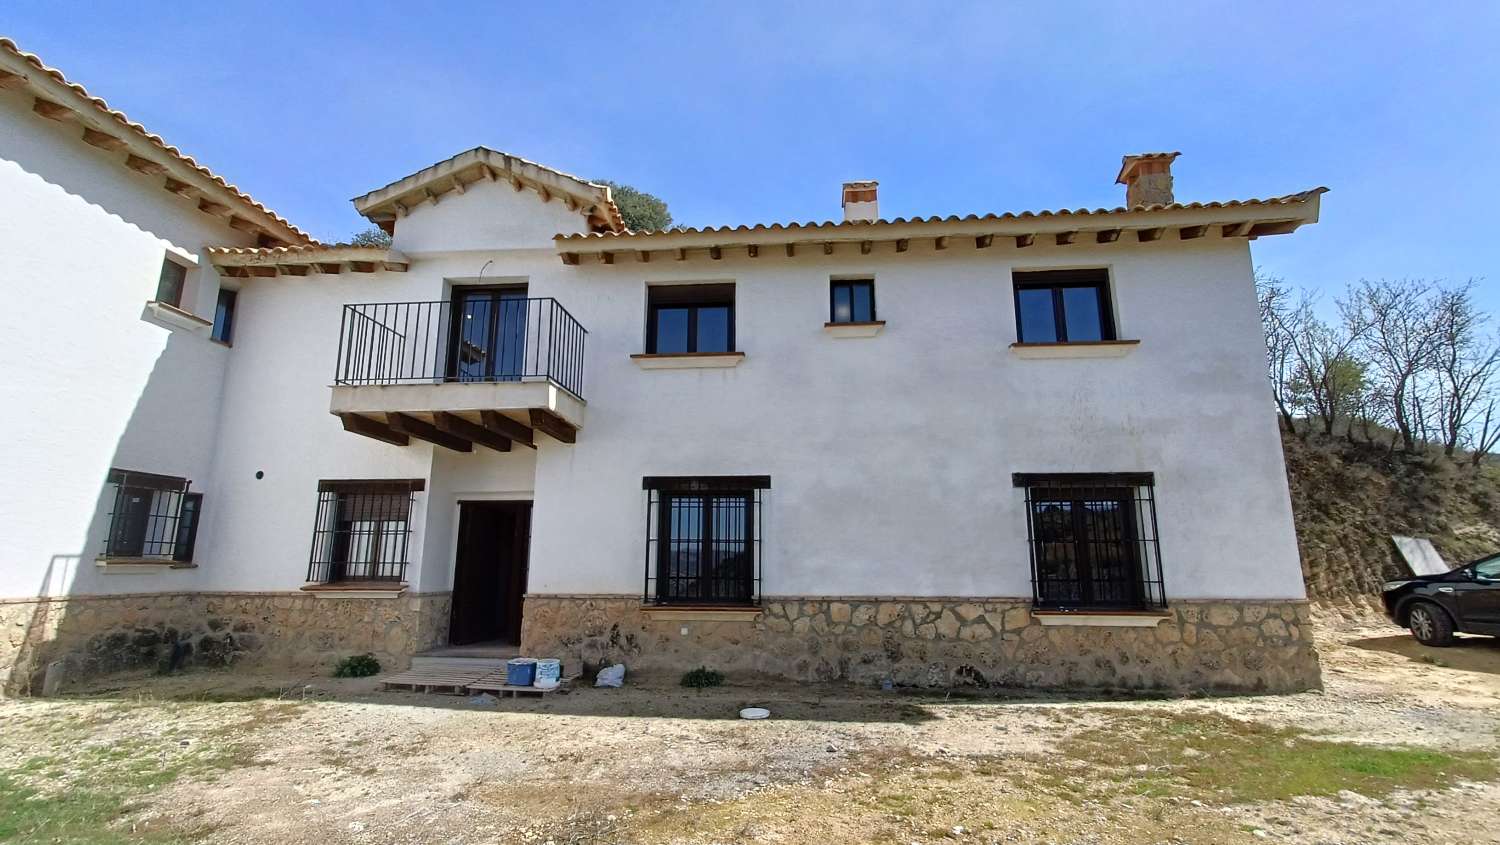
[449,501,531,645]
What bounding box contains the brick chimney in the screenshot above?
[1116,152,1180,207]
[841,180,879,222]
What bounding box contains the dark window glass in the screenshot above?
[1016,288,1058,343]
[829,280,875,323]
[646,284,735,353]
[447,287,528,381]
[211,289,237,344]
[1012,270,1115,343]
[654,307,690,354]
[156,259,187,307]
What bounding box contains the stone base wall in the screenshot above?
[1,591,451,695]
[521,595,1322,694]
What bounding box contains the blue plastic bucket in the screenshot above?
[506,658,537,687]
[534,659,561,685]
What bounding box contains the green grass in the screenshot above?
[1061,710,1497,804]
[0,701,292,843]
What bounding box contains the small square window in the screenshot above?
[646,284,735,354]
[1013,269,1115,343]
[156,257,188,308]
[211,288,238,344]
[830,279,875,324]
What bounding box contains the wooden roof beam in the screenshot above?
[529,409,577,444]
[561,252,580,266]
[785,243,796,257]
[976,234,994,249]
[82,128,126,151]
[163,177,194,198]
[747,244,759,258]
[934,236,948,250]
[125,154,166,176]
[1179,225,1208,240]
[32,98,72,121]
[1055,231,1076,246]
[1137,228,1163,242]
[198,199,231,218]
[0,69,27,90]
[895,238,909,253]
[1096,229,1121,243]
[1014,234,1035,248]
[1221,221,1254,237]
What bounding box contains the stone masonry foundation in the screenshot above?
[0,591,451,696]
[520,595,1321,693]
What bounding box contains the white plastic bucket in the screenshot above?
[534,658,562,685]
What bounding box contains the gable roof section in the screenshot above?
[206,243,408,277]
[554,188,1327,263]
[0,37,314,246]
[352,147,625,235]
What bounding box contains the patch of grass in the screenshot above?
[1061,710,1497,803]
[680,666,725,689]
[333,653,381,678]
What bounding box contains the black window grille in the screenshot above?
[1013,269,1116,343]
[643,476,767,605]
[104,469,201,562]
[830,279,876,323]
[646,284,735,354]
[306,480,423,584]
[1014,472,1166,611]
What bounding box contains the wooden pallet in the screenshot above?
[466,672,576,698]
[379,666,491,694]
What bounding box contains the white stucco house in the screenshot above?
[0,37,1326,693]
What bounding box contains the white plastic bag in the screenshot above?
[594,663,626,688]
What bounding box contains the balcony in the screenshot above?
[330,297,586,450]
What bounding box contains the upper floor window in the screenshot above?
[830,279,876,324]
[306,480,423,585]
[156,257,189,308]
[644,476,767,606]
[1013,472,1165,612]
[104,469,201,562]
[647,284,734,354]
[211,288,238,345]
[1013,269,1115,343]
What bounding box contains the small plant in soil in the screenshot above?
[333,653,381,678]
[680,666,724,689]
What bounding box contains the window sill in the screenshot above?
[631,352,746,370]
[824,320,886,338]
[143,300,213,333]
[300,582,407,599]
[640,604,762,621]
[95,557,197,572]
[1032,609,1169,627]
[1009,340,1140,359]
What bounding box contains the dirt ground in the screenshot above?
[3,616,1499,845]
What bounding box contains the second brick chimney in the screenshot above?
[1116,152,1180,207]
[842,180,879,222]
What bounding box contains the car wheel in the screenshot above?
[1408,602,1455,647]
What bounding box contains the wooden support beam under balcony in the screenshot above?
[339,413,409,446]
[387,413,472,452]
[434,411,512,452]
[529,409,577,444]
[481,410,535,449]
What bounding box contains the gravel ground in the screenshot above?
[2,614,1497,844]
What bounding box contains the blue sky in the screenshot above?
[8,2,1498,309]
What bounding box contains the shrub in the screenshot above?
[333,653,381,678]
[680,666,724,689]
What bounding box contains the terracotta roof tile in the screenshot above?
[0,37,315,244]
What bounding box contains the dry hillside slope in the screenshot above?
[1281,429,1500,609]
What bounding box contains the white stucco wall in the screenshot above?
[0,87,255,599]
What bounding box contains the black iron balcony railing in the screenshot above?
[334,297,586,398]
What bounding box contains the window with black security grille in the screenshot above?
[643,476,766,605]
[306,480,423,584]
[104,469,201,562]
[1014,473,1166,611]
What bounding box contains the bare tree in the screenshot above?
[1354,279,1444,452]
[1257,275,1301,433]
[1432,283,1500,457]
[1468,400,1500,468]
[1282,291,1371,438]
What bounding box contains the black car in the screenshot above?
[1382,552,1500,646]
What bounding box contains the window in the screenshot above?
[1473,556,1500,582]
[156,257,188,308]
[647,284,734,354]
[211,288,238,344]
[306,480,423,584]
[830,279,876,324]
[643,476,767,605]
[447,286,529,382]
[1013,269,1115,343]
[1014,473,1165,611]
[103,469,201,562]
